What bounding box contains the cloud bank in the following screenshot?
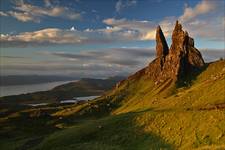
[0,0,81,22]
[1,0,223,48]
[0,19,157,47]
[1,47,155,77]
[179,0,224,41]
[2,47,223,77]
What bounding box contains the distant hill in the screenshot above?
[0,75,78,86]
[0,76,125,104]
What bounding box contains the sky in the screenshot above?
[0,0,224,78]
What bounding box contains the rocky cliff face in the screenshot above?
[156,26,169,57]
[146,21,205,84]
[121,21,205,87]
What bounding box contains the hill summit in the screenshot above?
[119,21,205,87]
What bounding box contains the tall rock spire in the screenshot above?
[145,20,205,84]
[169,20,204,70]
[117,20,206,88]
[170,20,186,55]
[156,25,169,57]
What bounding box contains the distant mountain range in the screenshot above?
[0,75,78,86]
[0,76,125,104]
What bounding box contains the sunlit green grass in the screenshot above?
[35,111,174,150]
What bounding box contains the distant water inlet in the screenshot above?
[60,96,100,104]
[27,103,49,107]
[26,96,100,107]
[0,80,76,97]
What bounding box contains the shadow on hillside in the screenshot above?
[36,109,175,150]
[176,63,209,88]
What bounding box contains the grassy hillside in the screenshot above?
[0,60,224,150]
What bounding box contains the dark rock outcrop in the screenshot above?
[156,26,169,57]
[122,20,205,87]
[146,20,205,84]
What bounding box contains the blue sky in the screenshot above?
[0,0,224,78]
[0,0,196,33]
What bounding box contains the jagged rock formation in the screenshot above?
[120,21,205,87]
[147,20,205,84]
[156,26,169,57]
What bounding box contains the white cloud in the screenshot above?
[158,17,176,37]
[115,0,137,12]
[179,0,224,41]
[84,28,93,32]
[1,47,155,77]
[1,0,81,22]
[70,26,76,31]
[109,0,224,41]
[0,11,8,16]
[103,18,157,40]
[7,11,40,22]
[180,0,217,22]
[150,0,224,41]
[141,30,156,40]
[1,26,139,47]
[0,18,157,47]
[103,18,155,31]
[45,47,155,68]
[0,28,85,46]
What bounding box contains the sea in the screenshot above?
[0,80,76,97]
